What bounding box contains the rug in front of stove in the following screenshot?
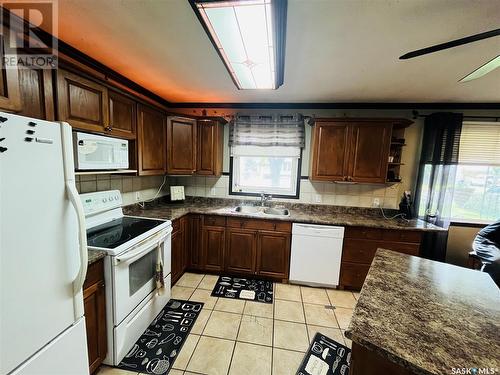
[297,332,351,375]
[117,299,203,374]
[211,275,273,303]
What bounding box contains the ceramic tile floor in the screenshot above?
[96,273,358,375]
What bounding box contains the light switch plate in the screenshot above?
[315,194,322,203]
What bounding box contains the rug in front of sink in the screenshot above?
[297,332,351,375]
[211,275,273,303]
[117,299,203,374]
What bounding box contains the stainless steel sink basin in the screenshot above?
[234,206,261,214]
[263,207,290,216]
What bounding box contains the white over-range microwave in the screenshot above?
[73,132,129,170]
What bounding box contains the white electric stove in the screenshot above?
[81,190,172,366]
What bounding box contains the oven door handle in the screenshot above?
[116,229,170,263]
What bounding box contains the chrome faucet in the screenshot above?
[260,193,272,207]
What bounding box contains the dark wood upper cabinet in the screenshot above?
[310,119,405,184]
[256,231,290,280]
[18,68,54,120]
[0,34,22,112]
[202,226,225,272]
[310,121,350,181]
[225,228,256,274]
[137,104,166,175]
[347,122,392,183]
[167,116,197,174]
[57,69,109,132]
[197,120,223,176]
[108,90,136,139]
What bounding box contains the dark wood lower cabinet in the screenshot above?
[225,228,256,274]
[171,216,189,285]
[202,226,225,272]
[256,231,290,280]
[340,227,422,290]
[83,259,107,374]
[350,343,411,375]
[188,215,202,270]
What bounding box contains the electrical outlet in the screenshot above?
[372,198,380,207]
[314,194,322,203]
[210,188,216,196]
[135,192,141,201]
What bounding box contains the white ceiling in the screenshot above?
[50,0,500,103]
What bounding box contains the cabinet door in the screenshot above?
[347,122,392,183]
[225,228,256,274]
[256,231,290,280]
[171,227,183,285]
[197,120,223,176]
[83,261,107,374]
[202,226,225,272]
[310,121,350,181]
[18,68,54,120]
[188,215,203,270]
[108,90,136,139]
[57,69,109,132]
[167,117,196,174]
[137,104,166,175]
[0,34,21,112]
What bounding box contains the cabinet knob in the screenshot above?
[105,126,112,131]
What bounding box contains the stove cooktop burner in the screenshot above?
[86,216,166,249]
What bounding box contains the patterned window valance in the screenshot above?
[229,114,305,148]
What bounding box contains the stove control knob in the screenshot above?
[102,198,107,203]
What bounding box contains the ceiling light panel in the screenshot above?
[195,0,279,90]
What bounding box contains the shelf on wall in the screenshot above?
[75,169,138,176]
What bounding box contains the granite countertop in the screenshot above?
[88,249,106,265]
[123,197,445,232]
[345,249,500,375]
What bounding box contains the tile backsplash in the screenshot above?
[76,174,169,206]
[76,174,401,209]
[169,175,401,209]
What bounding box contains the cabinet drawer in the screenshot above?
[227,217,291,232]
[342,239,420,264]
[345,227,383,240]
[340,262,370,290]
[382,230,422,243]
[203,215,226,227]
[84,259,104,290]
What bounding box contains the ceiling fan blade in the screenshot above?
[460,55,500,82]
[399,28,500,59]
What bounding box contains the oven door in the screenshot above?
[112,228,172,324]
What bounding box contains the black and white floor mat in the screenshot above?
[297,332,351,375]
[118,299,203,374]
[210,275,273,303]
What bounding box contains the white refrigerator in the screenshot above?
[0,112,90,375]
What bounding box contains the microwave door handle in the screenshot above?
[66,182,88,319]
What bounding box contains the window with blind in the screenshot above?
[229,114,304,198]
[451,122,500,222]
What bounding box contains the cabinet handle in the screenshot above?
[105,125,112,131]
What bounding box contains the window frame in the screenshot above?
[228,150,302,199]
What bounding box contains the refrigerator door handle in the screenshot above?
[66,182,88,300]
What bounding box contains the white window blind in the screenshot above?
[459,122,500,165]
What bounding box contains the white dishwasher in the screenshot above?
[289,223,344,287]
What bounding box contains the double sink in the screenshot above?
[234,205,290,217]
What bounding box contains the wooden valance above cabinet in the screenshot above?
[309,118,412,184]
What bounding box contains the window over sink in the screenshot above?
[228,114,305,198]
